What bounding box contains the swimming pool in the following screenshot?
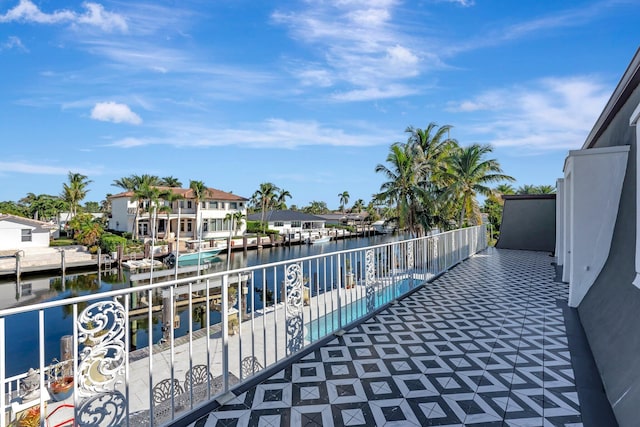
[305,278,413,341]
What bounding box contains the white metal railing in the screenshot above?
[1,225,486,427]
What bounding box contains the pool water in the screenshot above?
[305,278,414,341]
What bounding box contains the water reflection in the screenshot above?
[2,233,406,376]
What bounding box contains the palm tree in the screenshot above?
[275,188,292,210]
[62,172,92,217]
[252,183,278,233]
[495,184,516,196]
[351,199,365,213]
[61,172,92,236]
[374,142,426,236]
[189,180,207,239]
[224,211,246,237]
[338,191,350,213]
[516,184,538,195]
[161,176,182,187]
[439,144,514,227]
[536,184,556,194]
[160,190,183,240]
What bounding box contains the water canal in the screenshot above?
[1,233,408,377]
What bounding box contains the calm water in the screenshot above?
[2,233,407,377]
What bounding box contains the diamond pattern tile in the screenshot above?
[190,248,584,427]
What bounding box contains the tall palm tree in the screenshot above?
[160,190,184,240]
[536,184,556,194]
[225,211,246,237]
[61,172,92,236]
[117,174,162,239]
[252,182,278,233]
[62,172,92,217]
[374,143,426,236]
[516,184,538,195]
[338,191,350,213]
[495,184,516,196]
[439,144,514,227]
[189,180,207,239]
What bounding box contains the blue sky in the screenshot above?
[0,0,638,209]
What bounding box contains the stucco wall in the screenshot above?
[577,83,640,426]
[0,221,50,250]
[496,196,556,252]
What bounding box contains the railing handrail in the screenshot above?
[0,226,482,318]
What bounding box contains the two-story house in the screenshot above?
[108,186,248,241]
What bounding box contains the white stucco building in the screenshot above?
[108,186,248,241]
[0,214,56,251]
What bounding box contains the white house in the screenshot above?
[247,210,326,235]
[0,214,56,251]
[108,186,248,241]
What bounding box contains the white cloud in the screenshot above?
[0,161,90,175]
[0,0,127,32]
[108,118,394,149]
[441,0,475,6]
[272,1,426,101]
[450,76,611,151]
[74,3,127,32]
[1,36,26,51]
[91,102,142,125]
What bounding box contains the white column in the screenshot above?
[555,178,565,265]
[630,102,640,288]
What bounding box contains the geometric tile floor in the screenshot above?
[190,248,583,426]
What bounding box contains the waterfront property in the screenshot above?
[0,226,487,426]
[247,210,327,235]
[108,186,248,242]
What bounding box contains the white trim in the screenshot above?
[630,102,640,288]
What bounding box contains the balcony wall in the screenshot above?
[496,195,556,252]
[574,53,640,426]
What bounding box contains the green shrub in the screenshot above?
[100,233,127,254]
[50,239,75,247]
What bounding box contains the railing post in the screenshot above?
[0,317,5,427]
[336,254,342,328]
[222,274,229,391]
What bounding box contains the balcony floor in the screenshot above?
[190,248,583,426]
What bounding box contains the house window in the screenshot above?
[180,221,185,232]
[239,202,243,208]
[180,201,185,209]
[274,221,284,227]
[187,201,192,209]
[230,202,237,209]
[21,229,32,242]
[210,201,218,209]
[202,201,207,209]
[187,222,192,232]
[203,220,209,232]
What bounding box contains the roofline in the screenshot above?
[583,47,640,149]
[502,194,556,200]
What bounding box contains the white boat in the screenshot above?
[305,235,331,244]
[164,247,223,267]
[122,259,164,271]
[372,220,395,234]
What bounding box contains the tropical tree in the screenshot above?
[224,211,246,237]
[439,144,514,227]
[338,191,350,213]
[61,172,92,237]
[161,176,182,187]
[374,142,425,236]
[495,184,515,195]
[62,172,92,217]
[303,201,329,214]
[68,213,104,247]
[0,201,26,216]
[275,188,292,210]
[516,184,538,195]
[160,190,183,240]
[113,174,161,239]
[536,184,556,194]
[189,180,207,239]
[351,199,365,213]
[20,193,65,221]
[252,182,278,233]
